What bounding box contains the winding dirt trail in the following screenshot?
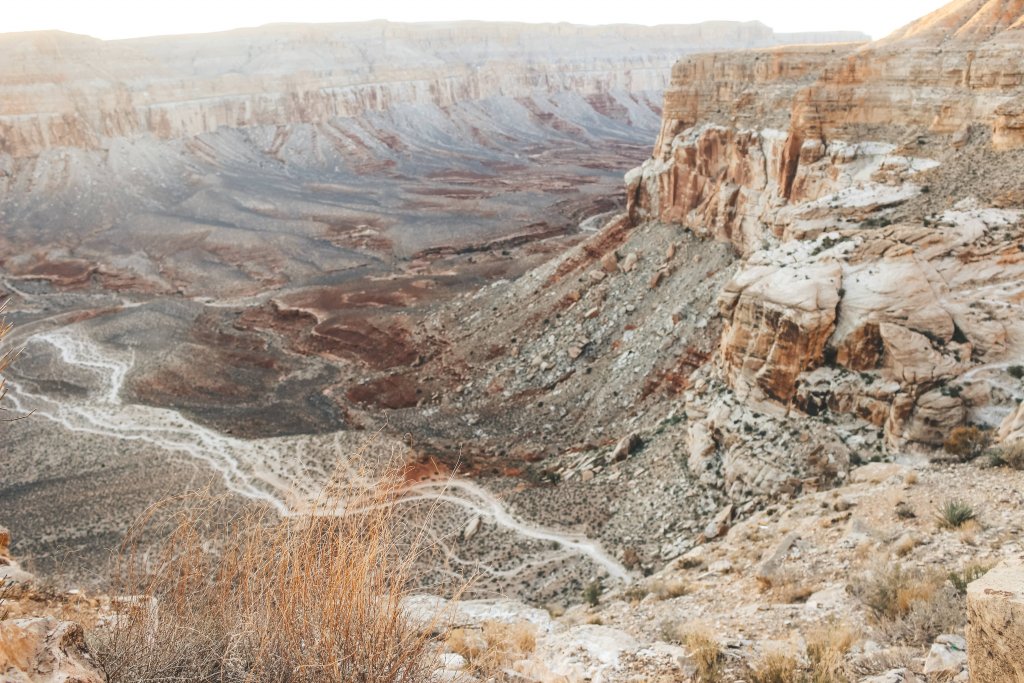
[2,321,632,582]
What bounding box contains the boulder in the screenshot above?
[0,618,106,683]
[610,433,641,462]
[967,558,1024,682]
[923,634,967,680]
[703,505,734,540]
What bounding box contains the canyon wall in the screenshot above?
[0,22,866,158]
[628,0,1024,449]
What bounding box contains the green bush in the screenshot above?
[935,499,976,529]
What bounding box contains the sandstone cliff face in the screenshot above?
[628,1,1024,448]
[0,22,865,158]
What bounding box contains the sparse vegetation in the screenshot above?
[758,570,817,604]
[948,562,991,596]
[806,624,857,683]
[749,651,799,683]
[1009,365,1024,379]
[94,473,450,683]
[942,426,992,461]
[988,440,1024,469]
[649,576,691,600]
[848,562,965,646]
[446,620,537,678]
[583,578,603,607]
[684,630,725,683]
[935,499,977,529]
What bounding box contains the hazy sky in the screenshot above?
[9,0,946,41]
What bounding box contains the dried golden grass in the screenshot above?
[806,623,857,682]
[446,619,537,677]
[95,468,452,683]
[683,629,725,683]
[749,651,799,683]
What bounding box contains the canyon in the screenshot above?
[3,0,1024,680]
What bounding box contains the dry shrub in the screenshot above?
[847,563,964,646]
[806,624,857,682]
[94,472,449,683]
[988,440,1024,469]
[847,647,917,677]
[942,426,991,461]
[749,651,799,683]
[684,630,725,682]
[759,570,818,604]
[446,620,536,677]
[649,576,690,600]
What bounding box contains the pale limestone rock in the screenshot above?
[610,433,641,462]
[686,421,717,475]
[859,670,920,683]
[756,532,799,581]
[967,558,1024,682]
[998,402,1024,444]
[0,618,105,683]
[923,634,967,679]
[619,252,638,273]
[849,462,909,484]
[703,504,733,540]
[718,255,842,404]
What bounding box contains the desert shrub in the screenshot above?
[848,647,917,678]
[942,426,992,461]
[758,570,818,604]
[446,620,536,678]
[806,623,857,683]
[948,563,991,596]
[684,630,725,683]
[848,563,965,646]
[988,440,1024,469]
[1009,365,1024,379]
[94,472,449,683]
[649,576,691,600]
[583,578,603,607]
[749,651,799,683]
[935,499,976,529]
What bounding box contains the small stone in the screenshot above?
[666,243,676,260]
[581,470,595,483]
[600,251,619,273]
[704,504,734,540]
[462,516,481,542]
[568,345,583,359]
[620,252,638,273]
[708,559,733,574]
[833,497,855,512]
[611,433,641,461]
[441,653,468,671]
[588,270,607,283]
[584,307,600,319]
[650,270,665,288]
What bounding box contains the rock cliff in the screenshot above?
[626,0,1024,448]
[0,22,866,158]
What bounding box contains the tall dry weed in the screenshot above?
[95,469,451,683]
